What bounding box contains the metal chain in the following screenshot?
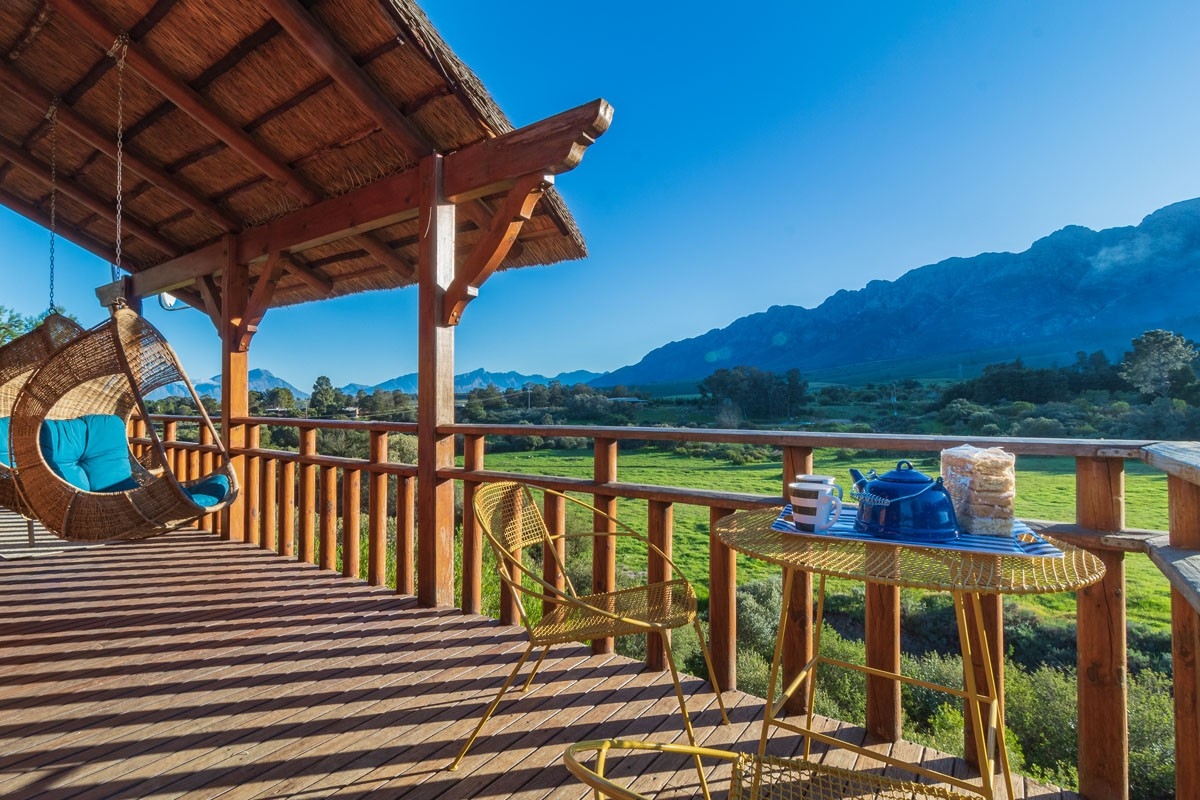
[107,33,130,282]
[45,98,59,313]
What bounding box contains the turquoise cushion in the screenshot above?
[40,415,133,492]
[185,473,231,507]
[0,417,9,468]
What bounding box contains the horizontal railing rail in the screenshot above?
[140,413,1195,800]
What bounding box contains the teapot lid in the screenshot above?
[877,460,934,483]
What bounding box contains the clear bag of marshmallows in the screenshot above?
[939,445,1016,537]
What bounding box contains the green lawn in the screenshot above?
[477,447,1172,632]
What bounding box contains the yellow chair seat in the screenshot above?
[533,578,696,645]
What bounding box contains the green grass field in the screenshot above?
[479,447,1173,633]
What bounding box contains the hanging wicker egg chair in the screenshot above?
[10,307,238,541]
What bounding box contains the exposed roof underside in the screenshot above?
[0,0,588,310]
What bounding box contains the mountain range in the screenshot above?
[155,197,1200,400]
[592,197,1200,386]
[152,367,604,402]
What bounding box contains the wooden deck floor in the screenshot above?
[0,528,1078,799]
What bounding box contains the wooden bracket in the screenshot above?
[442,172,550,325]
[235,251,285,350]
[196,274,223,333]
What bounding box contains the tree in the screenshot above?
[309,375,344,417]
[0,306,35,345]
[1119,329,1198,398]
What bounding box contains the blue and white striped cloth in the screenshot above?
[773,505,1063,558]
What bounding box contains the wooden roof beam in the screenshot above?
[135,98,609,298]
[259,0,434,160]
[443,173,549,325]
[49,0,323,207]
[0,61,239,233]
[0,137,181,257]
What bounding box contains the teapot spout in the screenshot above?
[849,468,869,493]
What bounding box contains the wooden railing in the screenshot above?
[143,414,1200,800]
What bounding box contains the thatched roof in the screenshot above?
[0,0,590,309]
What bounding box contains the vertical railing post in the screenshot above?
[782,445,814,712]
[461,434,485,614]
[319,464,337,571]
[396,475,415,595]
[367,431,388,587]
[298,427,317,564]
[647,499,672,671]
[199,424,216,532]
[244,423,261,546]
[261,458,278,552]
[342,468,361,579]
[592,437,618,654]
[1168,474,1200,800]
[543,490,566,617]
[279,459,296,557]
[1075,456,1129,800]
[188,446,202,529]
[709,505,737,691]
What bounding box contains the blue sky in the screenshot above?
[2,0,1199,392]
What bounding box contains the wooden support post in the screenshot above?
[262,458,278,552]
[1075,456,1129,800]
[709,506,737,692]
[396,476,415,595]
[219,239,248,543]
[319,465,337,571]
[461,434,485,614]
[280,459,296,557]
[866,580,902,741]
[244,424,262,546]
[298,428,317,563]
[592,437,618,654]
[647,500,672,671]
[543,490,566,618]
[342,468,361,579]
[416,154,456,608]
[1169,474,1200,800]
[782,446,814,712]
[367,432,388,587]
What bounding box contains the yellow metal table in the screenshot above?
[714,507,1106,800]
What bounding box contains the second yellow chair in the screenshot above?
[449,481,729,771]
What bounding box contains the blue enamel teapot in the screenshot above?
[848,461,959,542]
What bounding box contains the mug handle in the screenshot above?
[821,495,843,529]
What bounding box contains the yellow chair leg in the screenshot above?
[448,641,535,771]
[662,633,712,800]
[692,619,730,725]
[521,646,550,692]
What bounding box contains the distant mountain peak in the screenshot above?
[593,197,1200,387]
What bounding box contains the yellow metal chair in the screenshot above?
[564,739,976,800]
[450,481,729,772]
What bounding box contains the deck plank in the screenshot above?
[0,526,1081,799]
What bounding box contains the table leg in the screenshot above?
[759,567,795,757]
[955,592,1015,800]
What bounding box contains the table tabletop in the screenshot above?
[714,507,1105,595]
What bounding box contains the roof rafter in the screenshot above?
[49,0,416,283]
[0,136,180,256]
[0,60,239,233]
[259,0,434,160]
